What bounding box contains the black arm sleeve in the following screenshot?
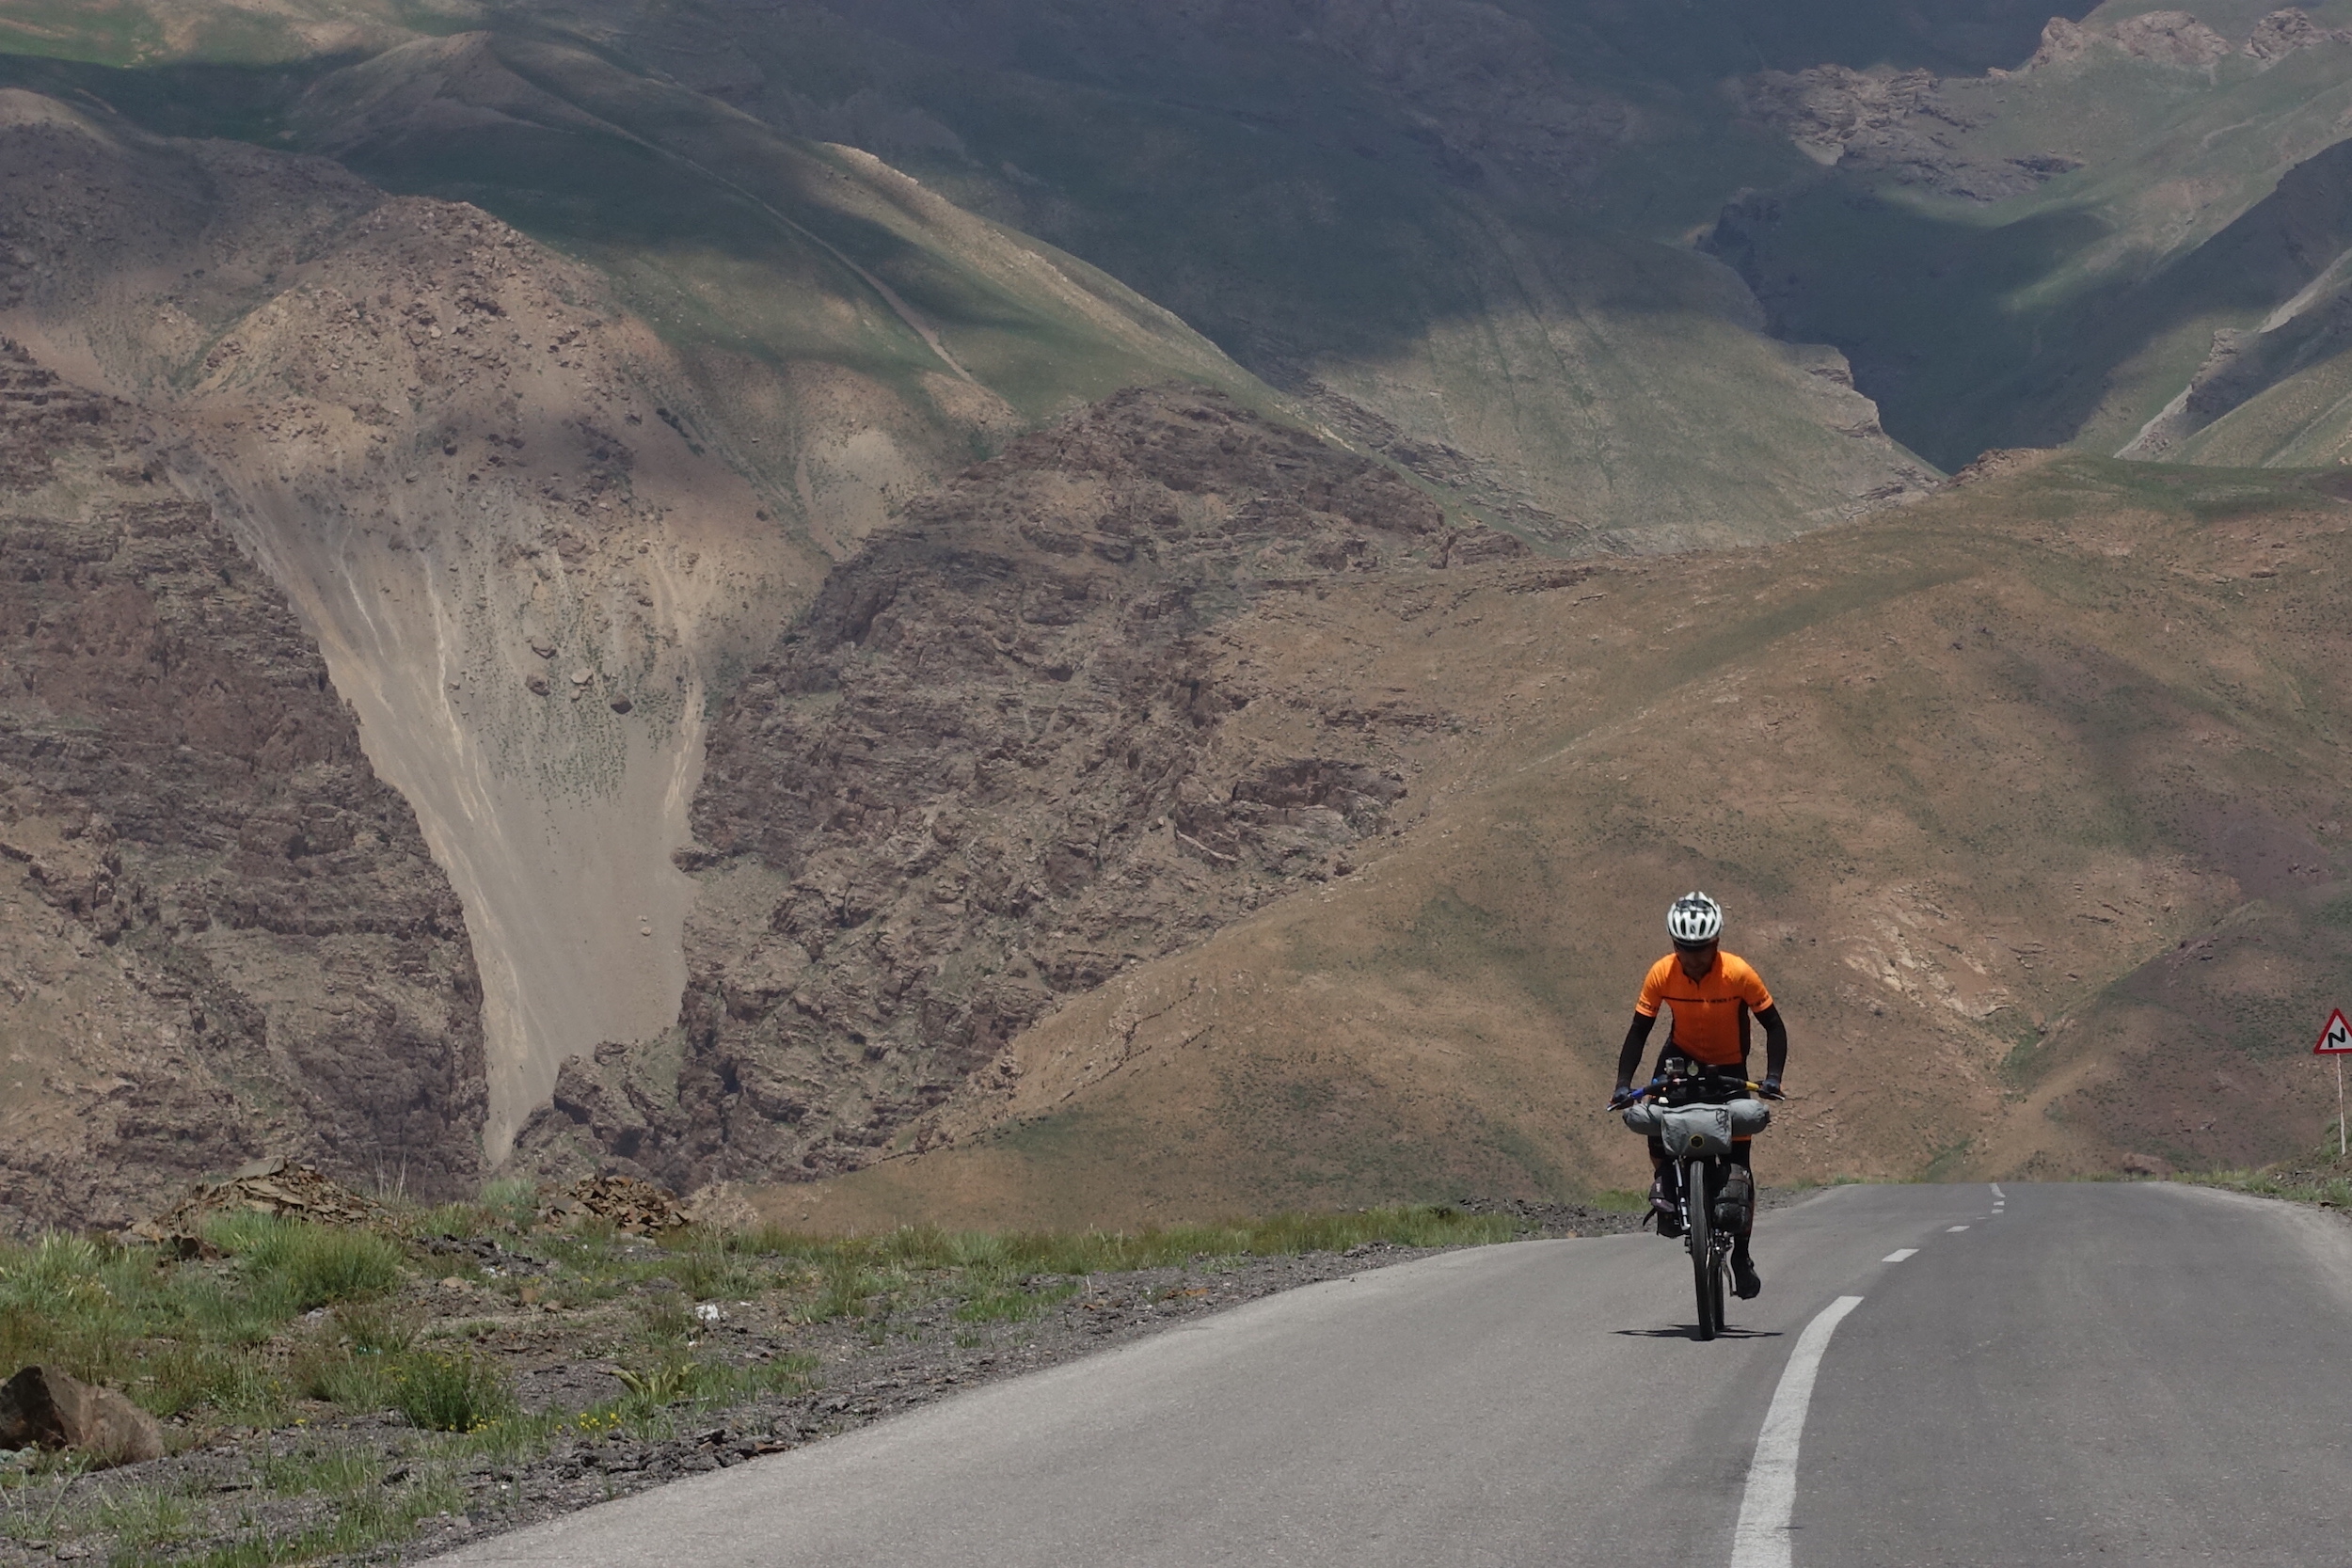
[1614,1012,1659,1088]
[1756,1005,1788,1083]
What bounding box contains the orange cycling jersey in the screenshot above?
[1635,950,1774,1069]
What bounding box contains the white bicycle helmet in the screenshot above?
[1666,892,1724,946]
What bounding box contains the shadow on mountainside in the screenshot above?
[1708,134,2352,471]
[4,0,1946,538]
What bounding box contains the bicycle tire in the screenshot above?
[1687,1160,1717,1341]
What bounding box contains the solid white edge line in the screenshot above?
[1881,1249,1917,1262]
[1728,1294,1865,1568]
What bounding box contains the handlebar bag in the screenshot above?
[1627,1098,1771,1145]
[1656,1103,1737,1157]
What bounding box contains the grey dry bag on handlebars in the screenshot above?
[1622,1098,1772,1153]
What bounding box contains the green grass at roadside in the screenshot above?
[2183,1167,2352,1208]
[1,1202,1510,1410]
[708,1203,1516,1279]
[0,1196,1509,1563]
[2172,1125,2352,1210]
[657,1203,1518,1330]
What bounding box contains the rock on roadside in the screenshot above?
[0,1366,164,1467]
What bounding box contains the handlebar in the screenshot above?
[1605,1075,1785,1113]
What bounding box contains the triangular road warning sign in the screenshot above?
[2316,1009,2352,1054]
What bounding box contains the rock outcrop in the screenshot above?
[2026,11,2233,71]
[0,1366,166,1467]
[514,386,1525,1187]
[0,341,485,1231]
[129,1156,391,1255]
[1734,66,2082,200]
[538,1173,691,1234]
[2243,8,2352,61]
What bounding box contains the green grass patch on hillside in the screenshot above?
[204,1212,406,1311]
[0,2,165,67]
[1707,40,2352,467]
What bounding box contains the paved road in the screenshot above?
[429,1184,2352,1567]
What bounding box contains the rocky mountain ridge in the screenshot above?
[0,86,790,1162]
[0,72,1263,1172]
[0,340,485,1229]
[516,386,1528,1189]
[759,451,2352,1231]
[4,3,2352,1232]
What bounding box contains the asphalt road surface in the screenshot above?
[428,1184,2352,1567]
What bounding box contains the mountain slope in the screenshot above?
[753,452,2352,1229]
[289,29,1267,470]
[10,3,2352,1231]
[2155,223,2352,465]
[1706,2,2352,470]
[0,337,485,1229]
[1,86,792,1161]
[0,0,1948,546]
[0,69,1285,1166]
[515,385,1527,1189]
[566,0,1945,544]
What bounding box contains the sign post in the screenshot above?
[2314,1009,2352,1157]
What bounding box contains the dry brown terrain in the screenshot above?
[5,175,2344,1231]
[516,385,1524,1191]
[0,341,485,1228]
[5,7,2351,1238]
[749,451,2352,1229]
[0,84,814,1164]
[0,78,1260,1178]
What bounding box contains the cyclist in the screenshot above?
[1609,892,1788,1300]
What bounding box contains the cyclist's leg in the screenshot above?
[1727,1141,1763,1298]
[1724,1140,1756,1243]
[1645,1133,1682,1234]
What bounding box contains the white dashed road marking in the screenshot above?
[1882,1249,1918,1262]
[1947,1225,1970,1232]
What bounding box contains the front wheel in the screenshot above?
[1708,1231,1728,1330]
[1686,1161,1718,1341]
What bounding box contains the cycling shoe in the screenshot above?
[1649,1179,1684,1239]
[1731,1254,1762,1299]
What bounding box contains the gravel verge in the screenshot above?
[0,1193,1819,1565]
